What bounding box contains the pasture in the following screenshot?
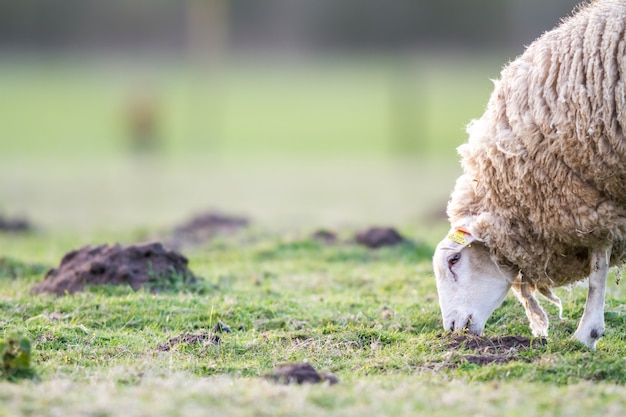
[1,55,625,416]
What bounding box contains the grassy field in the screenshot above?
[0,54,503,158]
[1,228,626,416]
[1,55,626,416]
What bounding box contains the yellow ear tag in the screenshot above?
[447,230,467,245]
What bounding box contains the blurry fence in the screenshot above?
[0,0,583,157]
[0,0,582,54]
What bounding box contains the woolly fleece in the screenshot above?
[447,0,626,287]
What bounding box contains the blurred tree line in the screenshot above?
[0,0,582,55]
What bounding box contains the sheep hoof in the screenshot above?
[530,326,548,338]
[572,327,604,350]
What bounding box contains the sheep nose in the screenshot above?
[450,314,472,332]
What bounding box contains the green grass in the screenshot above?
[0,55,625,416]
[1,227,626,416]
[0,54,501,158]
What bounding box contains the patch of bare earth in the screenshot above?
[32,242,198,295]
[167,211,249,249]
[0,215,32,233]
[310,229,338,244]
[355,227,405,248]
[266,362,339,385]
[156,333,220,352]
[310,226,407,248]
[437,334,546,366]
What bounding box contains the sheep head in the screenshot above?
[433,225,514,335]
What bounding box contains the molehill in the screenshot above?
[32,242,198,295]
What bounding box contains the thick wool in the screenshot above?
[447,0,626,287]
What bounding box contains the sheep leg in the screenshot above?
[572,246,610,349]
[512,275,549,337]
[538,286,563,319]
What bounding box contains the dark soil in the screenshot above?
[32,242,198,295]
[355,227,405,248]
[212,321,232,333]
[0,215,31,233]
[442,334,546,366]
[311,229,338,244]
[462,354,513,365]
[155,333,220,352]
[266,362,338,385]
[446,334,545,352]
[167,212,250,248]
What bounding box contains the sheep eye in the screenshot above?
[448,253,461,267]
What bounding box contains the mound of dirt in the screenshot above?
[156,333,220,351]
[167,212,250,248]
[32,242,198,295]
[266,362,338,385]
[443,334,546,366]
[355,227,405,248]
[0,215,31,233]
[310,229,338,244]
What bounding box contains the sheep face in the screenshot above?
[433,229,514,335]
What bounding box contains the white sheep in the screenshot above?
[433,0,626,349]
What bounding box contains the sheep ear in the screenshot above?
[445,225,477,249]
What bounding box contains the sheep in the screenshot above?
[433,0,626,349]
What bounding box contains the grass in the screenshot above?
[1,375,624,417]
[1,227,626,416]
[0,54,501,158]
[0,54,625,415]
[0,332,36,382]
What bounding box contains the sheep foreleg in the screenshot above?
[512,275,549,337]
[573,246,610,349]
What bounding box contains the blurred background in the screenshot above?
[0,0,581,234]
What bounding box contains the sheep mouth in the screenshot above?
[447,314,484,335]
